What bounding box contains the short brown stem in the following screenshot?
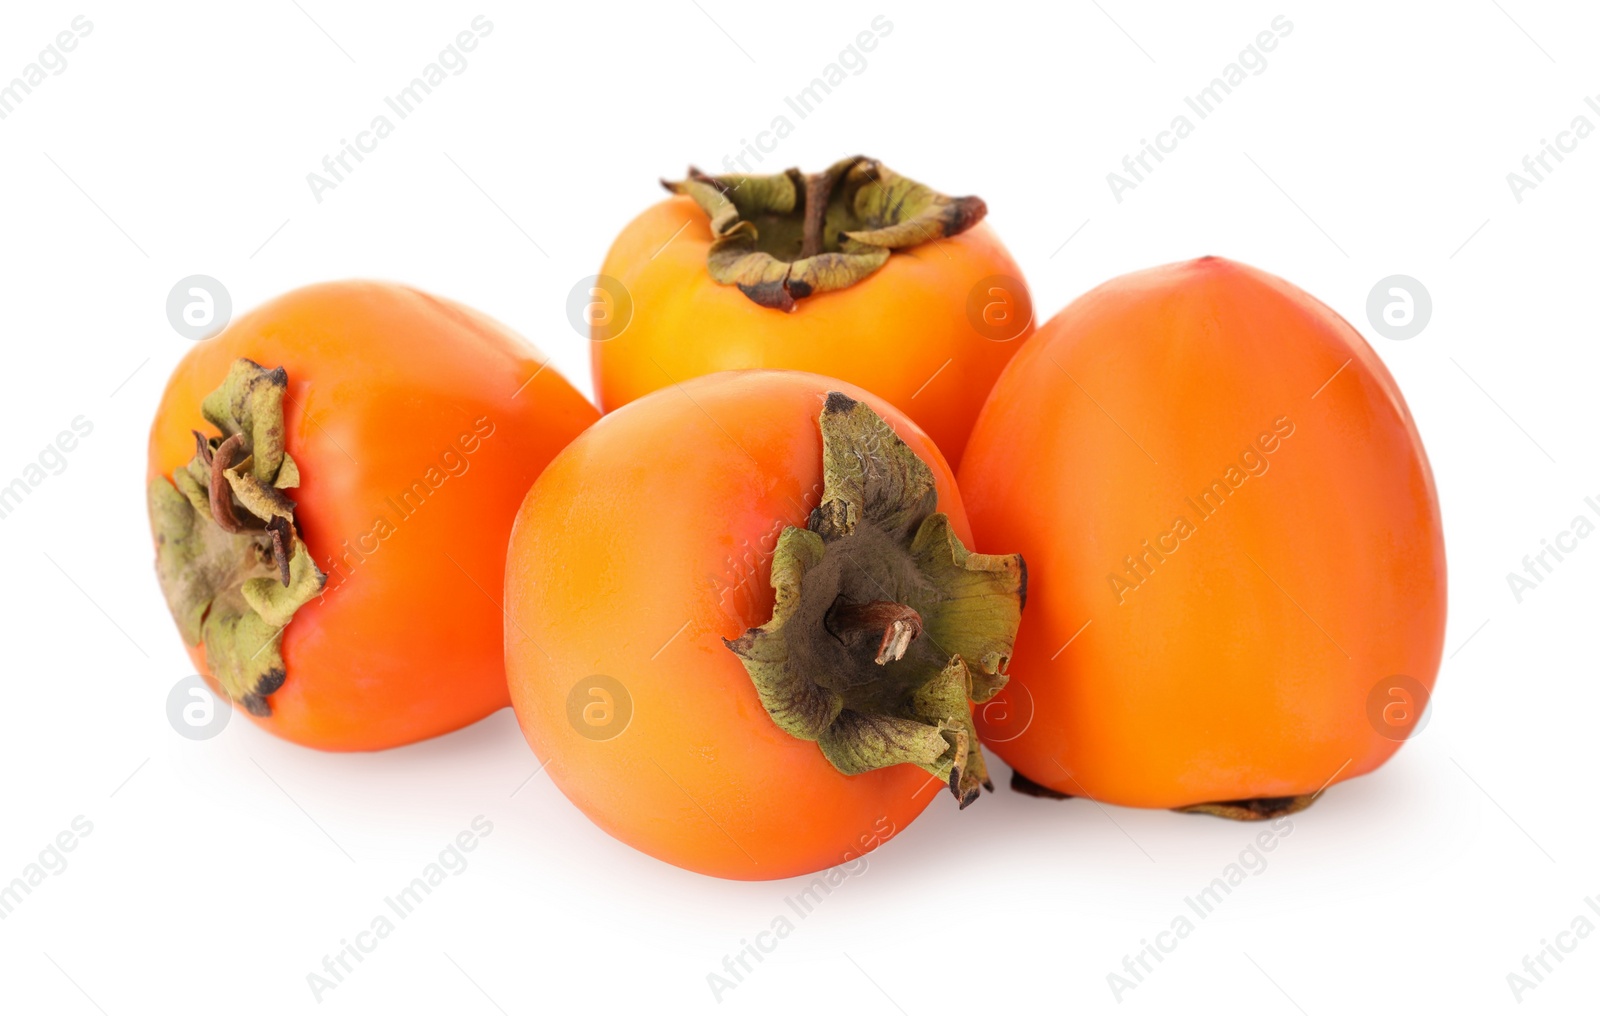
[209,433,245,534]
[827,599,924,665]
[267,516,293,586]
[800,171,831,259]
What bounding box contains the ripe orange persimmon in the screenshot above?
[959,257,1446,817]
[504,371,1025,879]
[147,281,597,750]
[589,156,1034,466]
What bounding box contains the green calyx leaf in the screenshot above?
[663,156,987,311]
[724,393,1025,807]
[148,359,326,717]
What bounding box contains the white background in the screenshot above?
[1,1,1596,1012]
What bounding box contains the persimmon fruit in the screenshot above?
[503,370,1025,879]
[959,257,1446,817]
[147,281,598,750]
[589,156,1035,466]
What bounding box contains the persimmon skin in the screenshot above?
[959,257,1447,809]
[591,195,1034,466]
[148,281,598,751]
[504,370,973,880]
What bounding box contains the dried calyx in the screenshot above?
[148,359,325,716]
[664,155,987,311]
[1174,795,1320,821]
[1011,768,1323,821]
[725,393,1025,806]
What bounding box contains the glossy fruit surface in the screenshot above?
[590,157,1034,466]
[959,257,1447,812]
[148,281,597,750]
[505,370,1021,879]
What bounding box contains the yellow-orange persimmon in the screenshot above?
[505,371,1024,878]
[147,281,597,750]
[960,257,1446,817]
[589,156,1034,466]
